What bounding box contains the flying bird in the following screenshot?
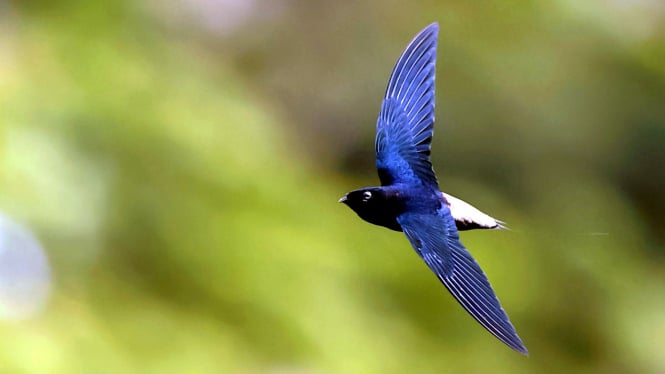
[339,23,528,355]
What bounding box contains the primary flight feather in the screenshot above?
[340,22,528,355]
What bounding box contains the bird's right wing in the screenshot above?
[397,208,528,355]
[375,23,439,188]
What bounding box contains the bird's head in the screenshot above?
[338,187,403,231]
[339,187,389,220]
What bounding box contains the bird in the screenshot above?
[339,22,528,355]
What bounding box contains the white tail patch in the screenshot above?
[442,192,505,230]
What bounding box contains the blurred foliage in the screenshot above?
[0,0,664,373]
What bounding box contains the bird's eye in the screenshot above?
[362,191,372,201]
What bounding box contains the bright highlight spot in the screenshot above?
[0,213,51,320]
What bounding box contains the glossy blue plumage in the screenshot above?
[376,24,438,187]
[399,212,528,354]
[341,22,528,355]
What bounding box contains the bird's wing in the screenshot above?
[375,23,439,188]
[397,208,528,355]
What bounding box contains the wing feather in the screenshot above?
[397,210,528,355]
[375,23,439,187]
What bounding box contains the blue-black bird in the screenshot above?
[339,23,528,355]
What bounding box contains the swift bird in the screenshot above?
[339,23,527,354]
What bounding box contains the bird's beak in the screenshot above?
[338,195,348,204]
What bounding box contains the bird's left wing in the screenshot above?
[375,23,439,188]
[397,209,528,355]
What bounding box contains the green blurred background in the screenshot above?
[0,1,664,373]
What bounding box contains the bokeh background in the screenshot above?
[1,1,664,373]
